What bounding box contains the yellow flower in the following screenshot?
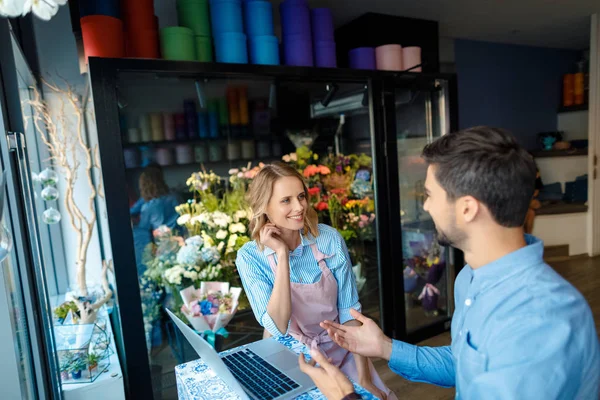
[313,154,318,160]
[345,166,351,172]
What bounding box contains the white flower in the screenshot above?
[177,214,191,225]
[25,0,61,20]
[164,266,185,285]
[229,222,246,234]
[0,0,25,17]
[227,234,238,248]
[216,230,228,240]
[190,215,202,225]
[183,270,198,281]
[217,242,225,251]
[235,210,247,220]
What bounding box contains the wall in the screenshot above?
[32,7,107,292]
[532,213,588,255]
[454,39,580,150]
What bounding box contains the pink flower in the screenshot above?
[210,307,219,314]
[190,300,201,316]
[360,215,369,222]
[359,221,366,228]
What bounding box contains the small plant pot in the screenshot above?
[71,370,82,379]
[89,363,97,372]
[60,371,69,381]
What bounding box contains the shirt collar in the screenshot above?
[468,234,544,294]
[262,229,316,257]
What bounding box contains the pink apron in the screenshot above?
[267,244,397,399]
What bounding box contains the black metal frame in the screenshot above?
[87,57,460,398]
[0,21,61,400]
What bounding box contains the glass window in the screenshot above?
[395,80,455,333]
[115,71,381,399]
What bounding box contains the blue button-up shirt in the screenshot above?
[390,235,600,399]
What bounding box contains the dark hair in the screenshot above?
[139,164,169,201]
[421,126,537,227]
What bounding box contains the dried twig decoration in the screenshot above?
[24,80,108,307]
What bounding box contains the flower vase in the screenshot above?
[71,370,82,379]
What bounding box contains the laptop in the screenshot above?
[166,308,316,400]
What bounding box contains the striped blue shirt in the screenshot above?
[236,223,361,337]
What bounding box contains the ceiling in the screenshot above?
[274,0,600,50]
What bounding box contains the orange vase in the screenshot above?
[563,74,574,107]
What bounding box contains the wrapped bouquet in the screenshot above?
[179,282,242,347]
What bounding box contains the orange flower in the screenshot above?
[318,165,331,175]
[303,165,320,178]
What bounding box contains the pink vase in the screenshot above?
[375,44,402,71]
[402,46,422,72]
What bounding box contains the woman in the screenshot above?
[236,162,395,399]
[131,164,180,275]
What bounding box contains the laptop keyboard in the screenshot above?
[222,348,300,399]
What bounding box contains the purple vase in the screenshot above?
[426,262,446,286]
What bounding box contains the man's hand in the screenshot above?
[321,309,393,360]
[298,349,355,400]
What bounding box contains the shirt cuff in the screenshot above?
[388,339,418,377]
[339,302,362,325]
[261,312,291,338]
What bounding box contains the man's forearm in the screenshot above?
[388,341,455,388]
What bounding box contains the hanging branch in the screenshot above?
[24,80,108,309]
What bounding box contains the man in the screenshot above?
[299,126,600,399]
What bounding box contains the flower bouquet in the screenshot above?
[179,281,242,348]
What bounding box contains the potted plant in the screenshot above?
[68,354,87,379]
[87,352,99,372]
[53,301,80,324]
[59,356,71,381]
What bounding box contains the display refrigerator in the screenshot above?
[87,57,462,399]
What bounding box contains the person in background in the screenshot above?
[299,126,600,400]
[131,164,180,275]
[236,162,396,399]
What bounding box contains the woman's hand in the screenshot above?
[260,223,288,254]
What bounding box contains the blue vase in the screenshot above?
[71,370,82,379]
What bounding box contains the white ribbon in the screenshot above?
[418,283,440,300]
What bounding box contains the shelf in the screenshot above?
[557,104,588,113]
[122,137,274,148]
[531,148,588,158]
[125,157,281,171]
[536,202,588,216]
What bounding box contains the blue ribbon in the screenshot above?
[199,328,229,348]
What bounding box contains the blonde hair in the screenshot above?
[246,162,319,250]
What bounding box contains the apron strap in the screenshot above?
[266,253,277,274]
[309,243,334,275]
